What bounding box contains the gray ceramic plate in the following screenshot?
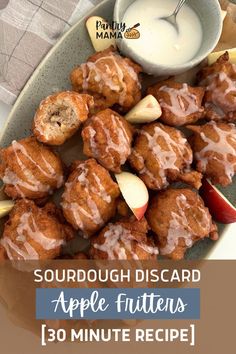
[0,0,235,259]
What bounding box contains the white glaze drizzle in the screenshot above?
[17,212,64,250]
[2,140,63,196]
[1,211,64,260]
[62,162,113,230]
[3,168,50,197]
[77,164,111,207]
[81,54,139,105]
[160,194,210,255]
[62,200,84,230]
[12,141,55,179]
[202,67,236,114]
[1,237,39,260]
[159,83,203,120]
[92,173,111,203]
[87,127,98,156]
[93,224,158,260]
[88,115,131,166]
[195,121,236,181]
[131,149,159,185]
[139,125,191,187]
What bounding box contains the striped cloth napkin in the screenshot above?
[0,0,102,105]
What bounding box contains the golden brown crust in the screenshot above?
[0,137,64,200]
[70,46,142,113]
[129,122,202,190]
[0,244,8,260]
[73,252,88,260]
[146,188,218,260]
[116,198,130,217]
[33,91,94,145]
[187,122,236,186]
[43,203,75,242]
[59,252,89,260]
[82,108,133,173]
[1,199,74,260]
[197,52,236,122]
[89,216,158,260]
[61,158,120,237]
[147,80,205,126]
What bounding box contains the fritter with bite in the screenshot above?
[146,188,218,260]
[33,91,94,145]
[129,122,202,190]
[82,108,133,173]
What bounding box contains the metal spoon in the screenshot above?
[160,0,187,33]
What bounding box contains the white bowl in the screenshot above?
[114,0,223,76]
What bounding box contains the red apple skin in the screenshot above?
[132,203,148,221]
[115,172,149,221]
[200,179,236,224]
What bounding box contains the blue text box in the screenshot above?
[36,288,200,320]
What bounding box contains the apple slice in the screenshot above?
[125,95,162,124]
[207,48,236,65]
[115,172,149,220]
[0,200,14,218]
[86,16,116,52]
[221,10,227,21]
[200,178,236,224]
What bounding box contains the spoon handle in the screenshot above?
[173,0,187,16]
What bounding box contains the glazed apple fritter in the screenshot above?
[129,122,202,191]
[1,199,74,260]
[90,216,158,260]
[82,108,133,173]
[70,46,142,113]
[187,121,236,186]
[61,158,120,237]
[146,188,218,260]
[147,80,205,126]
[33,91,94,145]
[197,52,236,122]
[0,137,64,201]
